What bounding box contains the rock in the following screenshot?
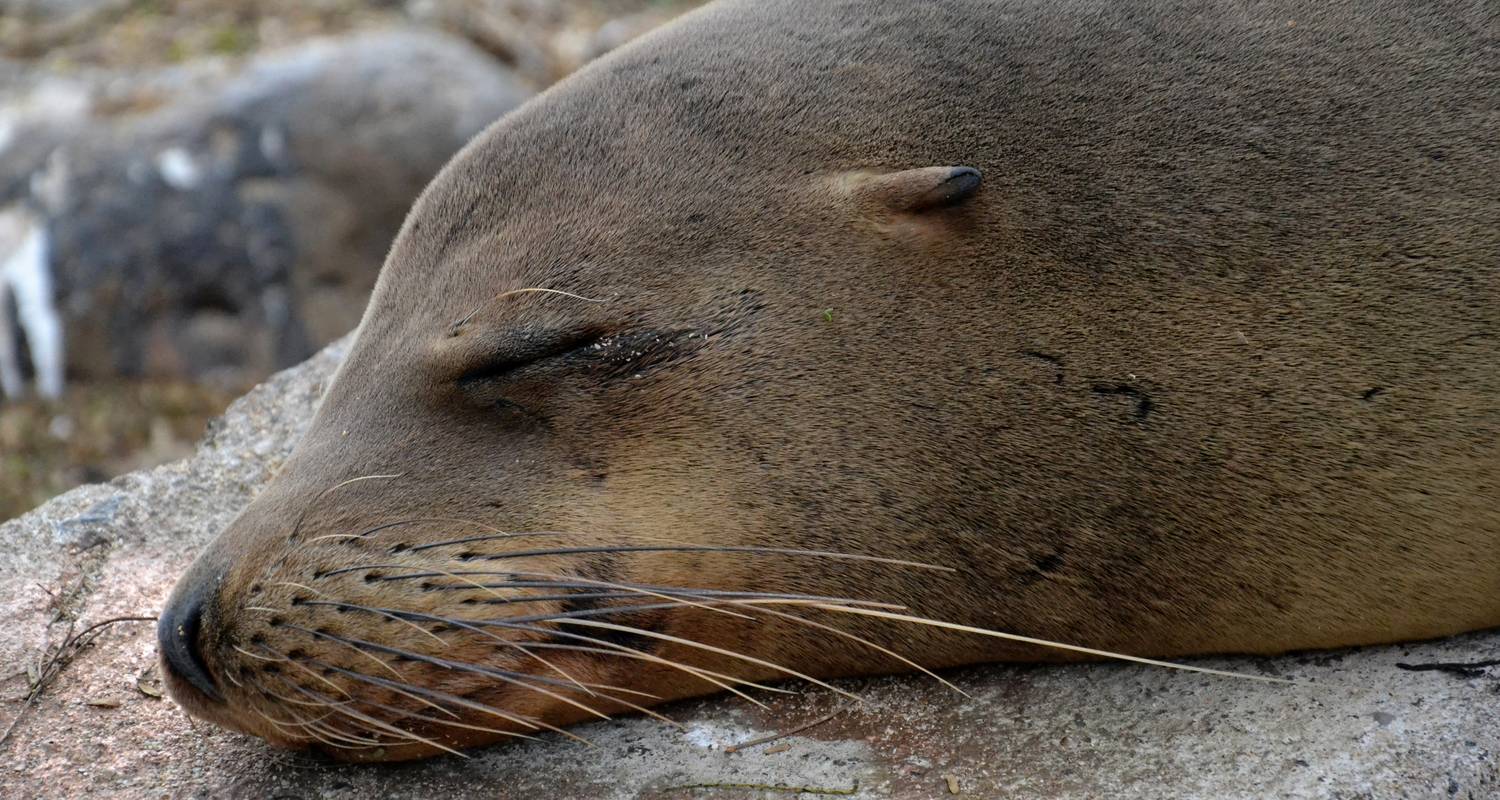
[0,340,1496,798]
[0,0,114,26]
[406,0,688,87]
[0,28,529,396]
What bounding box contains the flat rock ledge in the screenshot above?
[1,341,1496,799]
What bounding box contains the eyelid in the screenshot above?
[455,329,604,388]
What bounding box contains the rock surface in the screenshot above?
[0,340,1496,799]
[0,29,529,391]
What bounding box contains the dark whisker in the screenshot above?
[313,566,757,621]
[379,584,899,610]
[306,521,570,547]
[308,600,790,704]
[398,541,954,572]
[306,687,543,744]
[252,643,352,698]
[710,600,966,696]
[287,627,614,722]
[250,706,355,750]
[308,659,593,746]
[394,531,579,551]
[293,611,596,697]
[516,640,796,698]
[280,624,461,718]
[495,601,748,626]
[286,682,465,757]
[558,619,863,702]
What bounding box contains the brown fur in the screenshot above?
[159,0,1499,761]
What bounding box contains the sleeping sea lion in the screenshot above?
[157,0,1499,761]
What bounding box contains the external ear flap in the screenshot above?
[857,166,982,213]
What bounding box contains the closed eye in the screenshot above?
[455,328,605,390]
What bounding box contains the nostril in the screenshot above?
[157,588,223,703]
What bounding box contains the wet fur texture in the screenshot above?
[161,0,1499,760]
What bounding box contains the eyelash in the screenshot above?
[455,328,700,410]
[455,332,605,390]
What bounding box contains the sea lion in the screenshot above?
[157,0,1499,761]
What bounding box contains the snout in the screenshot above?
[158,573,224,707]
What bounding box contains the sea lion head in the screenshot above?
[156,11,988,762]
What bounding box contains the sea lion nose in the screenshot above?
[157,583,223,702]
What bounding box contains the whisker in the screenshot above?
[248,699,335,727]
[488,595,903,627]
[412,586,900,612]
[274,581,446,647]
[311,660,594,746]
[313,599,789,706]
[557,619,863,703]
[258,687,390,747]
[281,624,454,716]
[252,706,341,748]
[395,531,582,551]
[287,683,468,758]
[301,717,389,748]
[519,641,792,706]
[808,605,1293,683]
[400,540,955,573]
[289,474,403,542]
[288,606,650,701]
[328,691,543,744]
[295,603,594,697]
[305,518,548,546]
[253,643,352,698]
[451,287,607,329]
[233,644,284,663]
[318,565,757,621]
[258,681,353,710]
[287,627,614,723]
[445,595,947,698]
[249,690,385,751]
[574,687,683,730]
[699,599,967,697]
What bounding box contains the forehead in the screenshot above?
[368,164,785,345]
[355,14,854,338]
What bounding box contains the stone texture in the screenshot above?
[0,340,1496,798]
[0,29,529,390]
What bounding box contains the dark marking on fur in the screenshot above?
[552,557,662,652]
[1091,382,1155,421]
[1021,350,1065,385]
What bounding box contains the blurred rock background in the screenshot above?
[0,0,696,518]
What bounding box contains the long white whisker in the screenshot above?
[808,605,1293,683]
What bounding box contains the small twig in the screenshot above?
[0,615,157,750]
[724,705,849,754]
[1396,659,1500,678]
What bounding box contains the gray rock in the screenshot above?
[49,492,123,549]
[0,28,529,393]
[0,341,1496,798]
